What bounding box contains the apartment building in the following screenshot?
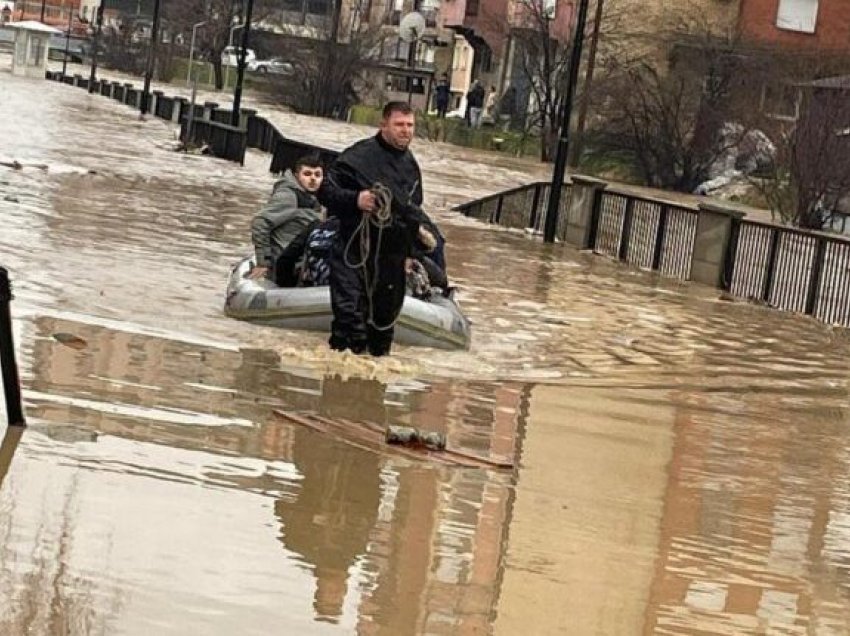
[738,0,850,50]
[12,0,88,34]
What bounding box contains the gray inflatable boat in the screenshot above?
[224,257,472,350]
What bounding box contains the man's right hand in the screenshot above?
[357,190,377,213]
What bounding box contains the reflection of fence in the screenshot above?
[454,178,850,328]
[44,70,334,171]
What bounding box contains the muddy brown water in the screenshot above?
[2,65,850,634]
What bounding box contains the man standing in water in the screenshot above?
[318,102,426,357]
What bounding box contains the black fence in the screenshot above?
[270,137,340,174]
[181,118,248,167]
[729,221,850,325]
[592,191,698,281]
[45,70,342,174]
[454,180,850,328]
[455,182,557,235]
[455,182,698,282]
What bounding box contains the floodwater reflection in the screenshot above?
[0,315,522,634]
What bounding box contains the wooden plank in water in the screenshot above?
[272,409,514,470]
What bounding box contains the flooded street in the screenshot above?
[3,62,850,635]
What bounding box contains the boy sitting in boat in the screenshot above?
[249,154,325,285]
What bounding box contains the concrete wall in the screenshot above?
[599,0,740,69]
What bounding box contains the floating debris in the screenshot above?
[274,409,513,469]
[52,332,88,350]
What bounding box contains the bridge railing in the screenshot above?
[454,176,850,328]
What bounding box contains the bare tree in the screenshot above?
[476,0,627,162]
[163,0,278,90]
[500,0,571,161]
[592,29,754,193]
[753,85,850,229]
[260,0,389,118]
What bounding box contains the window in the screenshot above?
[776,0,819,34]
[386,72,425,94]
[761,83,801,121]
[28,36,44,65]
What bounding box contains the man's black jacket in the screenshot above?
[317,133,424,254]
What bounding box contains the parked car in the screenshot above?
[248,57,294,75]
[221,46,256,67]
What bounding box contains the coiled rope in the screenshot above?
[343,182,400,332]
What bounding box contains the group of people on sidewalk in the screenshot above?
[248,102,447,357]
[433,74,504,129]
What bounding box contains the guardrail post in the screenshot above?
[173,98,187,124]
[692,201,747,289]
[651,205,670,270]
[203,101,219,121]
[152,90,164,118]
[805,238,827,316]
[123,83,135,107]
[618,197,635,262]
[761,228,781,303]
[240,108,257,131]
[0,268,25,427]
[492,195,504,224]
[564,175,607,249]
[527,184,542,230]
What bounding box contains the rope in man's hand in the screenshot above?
[343,182,403,332]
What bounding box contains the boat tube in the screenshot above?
[224,257,472,350]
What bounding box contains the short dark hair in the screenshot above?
[382,101,414,119]
[294,153,323,172]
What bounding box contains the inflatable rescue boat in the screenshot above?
[224,257,471,350]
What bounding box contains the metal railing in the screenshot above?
[454,180,850,327]
[454,182,698,282]
[728,221,850,325]
[591,191,698,280]
[45,70,337,174]
[454,182,563,236]
[181,118,248,165]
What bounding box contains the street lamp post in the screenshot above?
[87,3,103,94]
[231,0,255,127]
[187,21,207,86]
[543,0,592,244]
[140,0,163,115]
[223,22,245,92]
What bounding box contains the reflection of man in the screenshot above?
[274,376,385,623]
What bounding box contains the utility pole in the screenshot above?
[230,0,255,127]
[543,0,592,244]
[87,3,103,94]
[316,0,343,116]
[40,0,46,23]
[140,0,162,115]
[570,0,604,167]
